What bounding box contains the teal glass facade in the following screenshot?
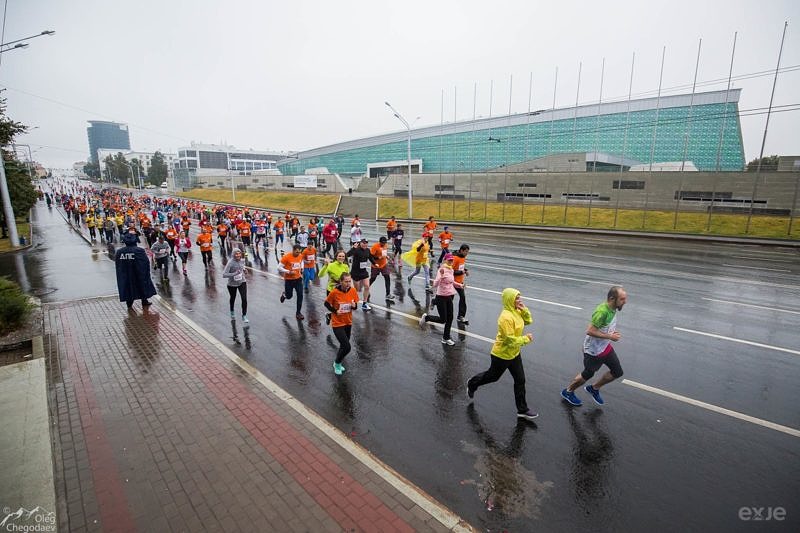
[279,101,744,175]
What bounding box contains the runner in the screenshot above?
[302,241,317,293]
[324,272,360,376]
[175,230,192,275]
[278,244,305,320]
[423,216,437,257]
[222,249,249,323]
[349,222,363,247]
[196,227,214,269]
[368,237,395,302]
[418,253,461,345]
[319,251,351,325]
[403,233,432,292]
[322,218,339,258]
[165,225,178,260]
[217,220,229,254]
[150,234,171,282]
[436,226,453,266]
[346,238,373,311]
[386,216,397,241]
[453,244,470,325]
[392,223,405,269]
[467,288,538,421]
[273,218,286,251]
[296,225,309,248]
[560,286,627,407]
[86,212,97,241]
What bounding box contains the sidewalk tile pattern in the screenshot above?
[45,297,457,532]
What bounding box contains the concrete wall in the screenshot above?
[192,173,350,194]
[377,171,800,214]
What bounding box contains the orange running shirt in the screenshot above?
[438,231,453,249]
[325,287,359,328]
[280,253,303,280]
[196,233,213,251]
[452,255,466,284]
[370,243,388,269]
[303,247,317,268]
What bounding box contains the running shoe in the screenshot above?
[407,275,412,283]
[333,362,345,375]
[385,294,395,301]
[242,315,249,323]
[467,386,475,400]
[230,311,235,319]
[585,385,605,405]
[142,300,152,306]
[182,269,187,275]
[325,313,331,325]
[441,338,455,346]
[425,287,433,294]
[561,388,582,406]
[362,302,371,311]
[457,316,470,325]
[296,313,304,320]
[280,292,286,303]
[418,313,427,328]
[517,410,539,421]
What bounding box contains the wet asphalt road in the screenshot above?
[4,201,800,532]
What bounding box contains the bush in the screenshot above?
[0,276,33,335]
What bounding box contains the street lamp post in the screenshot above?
[385,102,418,220]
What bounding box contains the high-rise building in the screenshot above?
[87,121,131,164]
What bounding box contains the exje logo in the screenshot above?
[739,507,786,521]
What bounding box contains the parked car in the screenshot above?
[145,184,157,189]
[160,182,168,188]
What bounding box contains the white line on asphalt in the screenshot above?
[155,296,471,533]
[721,264,791,273]
[622,379,800,438]
[469,261,612,286]
[368,303,496,344]
[673,326,800,356]
[468,286,582,310]
[731,255,797,263]
[701,297,800,316]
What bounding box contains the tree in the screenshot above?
[103,152,134,184]
[148,151,168,184]
[83,161,100,180]
[0,97,37,225]
[746,155,780,172]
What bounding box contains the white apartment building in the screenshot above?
[97,149,177,176]
[175,143,289,176]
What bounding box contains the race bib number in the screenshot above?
[307,254,315,262]
[443,239,450,244]
[337,303,351,313]
[234,272,244,282]
[359,261,370,270]
[292,262,302,270]
[381,250,388,257]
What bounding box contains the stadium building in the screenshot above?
[277,89,745,177]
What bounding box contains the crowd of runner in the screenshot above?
[43,178,627,420]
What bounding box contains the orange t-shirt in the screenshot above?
[181,219,191,231]
[370,243,388,269]
[386,219,397,232]
[196,233,213,251]
[325,287,359,328]
[280,253,303,280]
[438,231,453,249]
[239,225,251,237]
[452,255,467,284]
[165,228,178,241]
[274,220,284,234]
[217,224,228,236]
[303,247,317,268]
[424,220,437,233]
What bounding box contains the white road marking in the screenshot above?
[155,296,471,532]
[622,379,800,438]
[468,286,582,310]
[673,326,800,356]
[368,303,496,344]
[469,261,612,286]
[721,264,791,273]
[731,255,797,263]
[701,297,800,316]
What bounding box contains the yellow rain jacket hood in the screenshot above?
[491,288,533,360]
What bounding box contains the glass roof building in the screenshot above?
[278,89,744,176]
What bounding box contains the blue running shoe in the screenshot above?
[333,362,345,376]
[561,388,582,406]
[585,385,604,405]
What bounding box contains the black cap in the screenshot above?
[360,238,368,243]
[379,236,387,243]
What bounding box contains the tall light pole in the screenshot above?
[385,102,417,219]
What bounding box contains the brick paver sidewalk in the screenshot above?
[44,297,470,532]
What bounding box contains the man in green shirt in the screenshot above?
[561,286,627,406]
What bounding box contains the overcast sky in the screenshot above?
[2,0,798,170]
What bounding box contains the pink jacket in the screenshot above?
[433,265,463,296]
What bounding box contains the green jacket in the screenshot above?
[491,288,533,360]
[318,260,350,292]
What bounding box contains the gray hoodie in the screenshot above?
[222,258,246,287]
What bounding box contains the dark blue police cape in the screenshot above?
[115,243,157,302]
